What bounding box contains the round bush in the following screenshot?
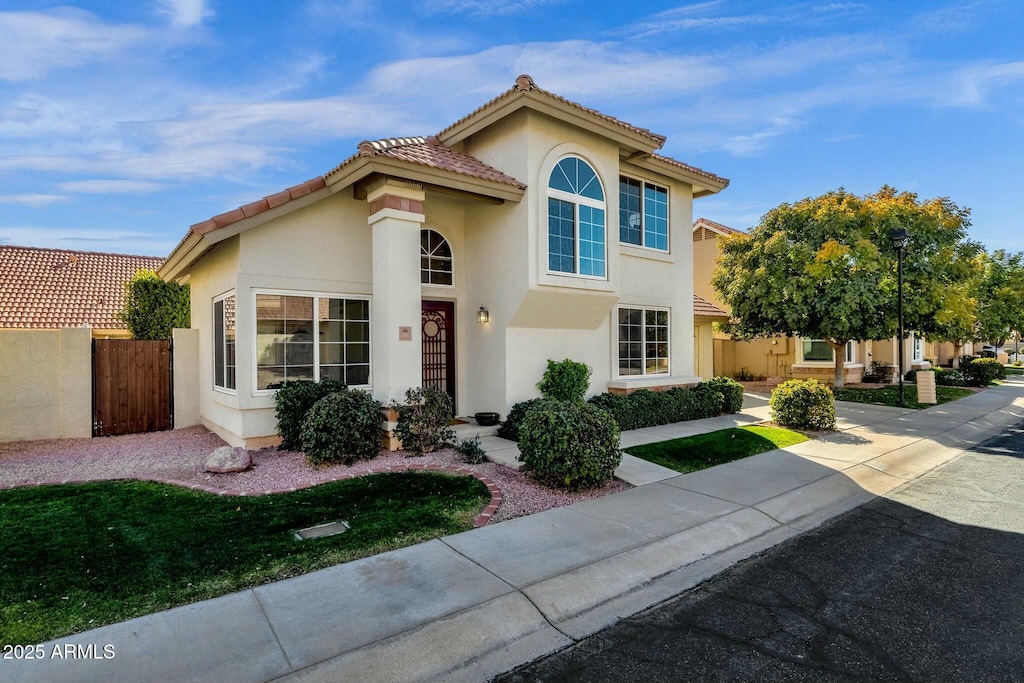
[769,379,836,431]
[537,358,592,402]
[517,399,621,490]
[300,390,383,465]
[961,357,1004,386]
[497,398,545,441]
[699,377,744,414]
[274,380,347,450]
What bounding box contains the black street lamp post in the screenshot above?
[890,228,911,407]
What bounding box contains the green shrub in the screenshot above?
[904,369,918,383]
[1015,360,1022,367]
[769,379,836,431]
[961,357,1004,386]
[862,361,894,384]
[935,368,969,387]
[537,358,592,402]
[700,377,744,413]
[118,270,190,340]
[517,399,621,490]
[300,390,383,465]
[497,398,545,441]
[274,380,348,450]
[393,386,455,454]
[455,436,487,465]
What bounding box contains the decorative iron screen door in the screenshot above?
[421,300,456,409]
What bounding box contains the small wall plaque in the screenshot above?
[398,326,412,341]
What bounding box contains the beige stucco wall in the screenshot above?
[172,328,200,429]
[693,230,726,310]
[0,328,91,442]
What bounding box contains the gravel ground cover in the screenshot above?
[0,426,629,523]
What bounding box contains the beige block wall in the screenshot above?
[172,328,200,429]
[0,328,91,442]
[692,232,727,310]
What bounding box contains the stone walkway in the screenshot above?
[6,382,1022,683]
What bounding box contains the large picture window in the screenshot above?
[801,339,856,364]
[619,177,668,251]
[255,293,370,390]
[547,156,606,278]
[618,307,669,376]
[213,293,236,391]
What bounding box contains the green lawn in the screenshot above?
[625,425,809,474]
[1004,367,1024,376]
[834,385,975,409]
[0,472,489,645]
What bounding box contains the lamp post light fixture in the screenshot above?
[889,228,911,407]
[477,305,489,324]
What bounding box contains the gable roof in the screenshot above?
[0,245,163,330]
[693,217,745,237]
[693,295,729,320]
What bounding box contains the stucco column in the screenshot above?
[367,178,425,405]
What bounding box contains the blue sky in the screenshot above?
[1,0,1022,257]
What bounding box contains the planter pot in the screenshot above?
[474,412,499,426]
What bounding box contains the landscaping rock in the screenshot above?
[205,446,252,473]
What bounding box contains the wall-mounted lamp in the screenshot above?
[477,305,489,323]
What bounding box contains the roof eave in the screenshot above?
[631,156,730,197]
[438,90,665,155]
[327,156,525,203]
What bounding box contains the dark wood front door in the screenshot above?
[421,300,456,409]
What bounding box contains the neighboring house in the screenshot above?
[692,218,933,382]
[159,74,729,449]
[0,245,163,338]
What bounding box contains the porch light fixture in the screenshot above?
[477,305,489,323]
[889,228,911,407]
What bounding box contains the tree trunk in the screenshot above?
[952,343,963,369]
[832,341,846,389]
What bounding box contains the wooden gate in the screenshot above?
[92,339,173,437]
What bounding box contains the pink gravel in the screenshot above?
[0,426,630,523]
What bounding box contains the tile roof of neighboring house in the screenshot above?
[437,74,669,148]
[693,217,745,235]
[0,245,164,330]
[324,136,528,188]
[693,295,729,318]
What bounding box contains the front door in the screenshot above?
[421,300,456,409]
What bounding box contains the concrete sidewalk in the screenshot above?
[7,381,1024,683]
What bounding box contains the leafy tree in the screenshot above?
[713,186,978,388]
[975,250,1024,347]
[118,270,190,340]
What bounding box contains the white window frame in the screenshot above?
[213,291,237,394]
[618,175,670,252]
[251,289,372,396]
[547,156,607,281]
[797,338,857,366]
[420,228,455,288]
[616,306,671,378]
[912,334,923,361]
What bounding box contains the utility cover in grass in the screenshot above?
[625,425,809,474]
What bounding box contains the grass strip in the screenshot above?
[625,425,809,475]
[834,385,974,409]
[0,472,489,645]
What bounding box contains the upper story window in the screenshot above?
[421,229,453,286]
[619,177,668,251]
[547,156,606,278]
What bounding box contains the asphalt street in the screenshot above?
[495,420,1024,683]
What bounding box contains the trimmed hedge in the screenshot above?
[537,358,591,402]
[769,379,836,431]
[497,398,545,441]
[700,377,745,414]
[960,357,1005,386]
[517,399,621,490]
[274,380,348,450]
[299,389,383,465]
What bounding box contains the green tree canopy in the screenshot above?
[976,249,1024,347]
[118,270,190,340]
[712,186,979,387]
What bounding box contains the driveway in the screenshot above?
[495,420,1024,682]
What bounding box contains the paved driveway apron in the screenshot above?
[496,420,1024,682]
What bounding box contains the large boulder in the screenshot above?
[205,446,253,474]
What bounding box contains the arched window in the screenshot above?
[547,156,606,278]
[420,229,453,285]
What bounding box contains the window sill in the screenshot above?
[792,363,865,369]
[607,375,698,392]
[539,271,616,293]
[619,244,673,263]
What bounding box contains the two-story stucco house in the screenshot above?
[159,75,729,448]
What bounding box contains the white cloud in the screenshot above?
[422,0,567,16]
[156,0,212,27]
[0,8,147,82]
[58,180,167,194]
[0,193,69,207]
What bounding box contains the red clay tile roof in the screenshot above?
[0,245,164,329]
[693,295,729,318]
[325,136,527,189]
[437,74,668,148]
[650,155,730,188]
[694,217,745,235]
[190,176,327,236]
